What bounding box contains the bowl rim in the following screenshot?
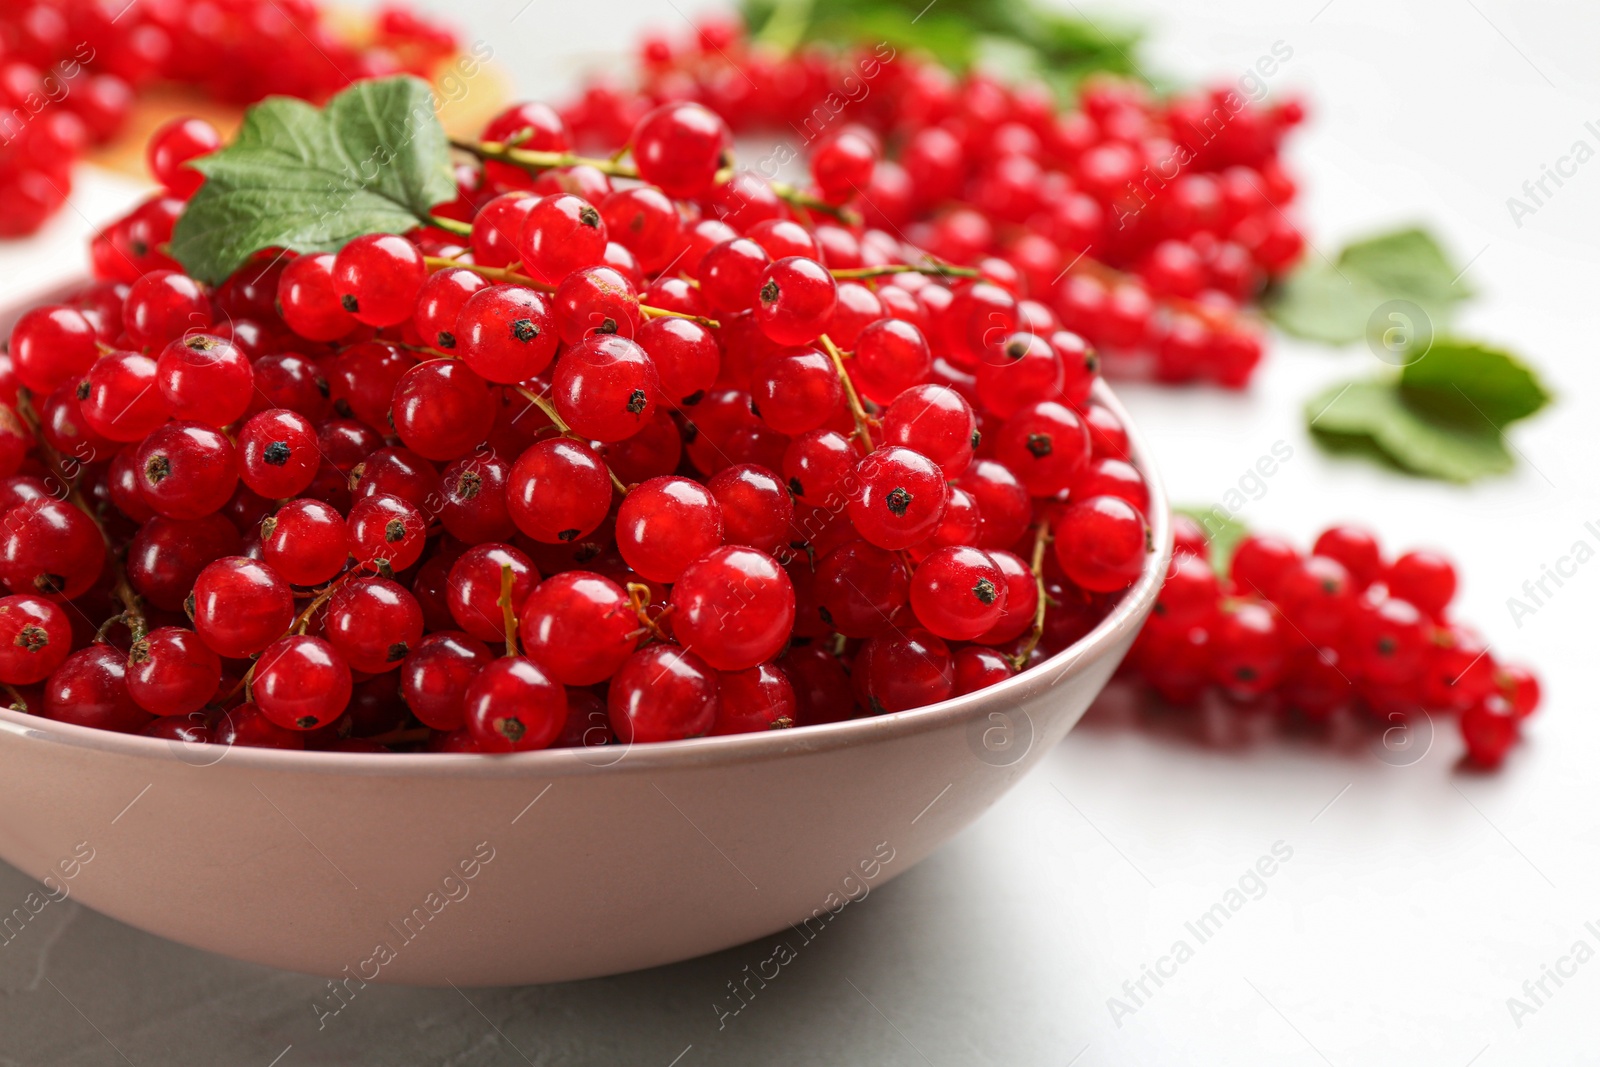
[0,304,1170,778]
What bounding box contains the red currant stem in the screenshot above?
[768,181,861,226]
[290,569,360,636]
[498,562,519,658]
[426,214,474,236]
[625,582,672,642]
[513,386,631,495]
[829,262,980,281]
[13,388,146,640]
[637,304,721,329]
[2,683,28,712]
[818,333,875,450]
[451,139,642,178]
[423,255,554,292]
[607,143,631,164]
[1010,523,1053,672]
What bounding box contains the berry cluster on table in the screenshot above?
[0,0,457,235]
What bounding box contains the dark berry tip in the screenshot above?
[262,441,291,466]
[340,294,359,313]
[885,486,912,516]
[1025,433,1053,459]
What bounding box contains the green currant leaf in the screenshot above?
[1399,339,1551,427]
[170,76,456,284]
[1305,378,1514,483]
[1268,226,1473,345]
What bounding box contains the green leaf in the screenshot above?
[1399,339,1551,426]
[170,76,456,284]
[1173,506,1248,576]
[1305,379,1514,483]
[1268,226,1473,345]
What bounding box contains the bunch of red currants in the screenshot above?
[1129,517,1540,769]
[0,88,1156,755]
[0,0,457,236]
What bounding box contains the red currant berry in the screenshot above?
[881,384,976,478]
[79,350,173,441]
[638,317,719,408]
[994,401,1090,497]
[448,543,538,643]
[44,645,150,733]
[146,116,219,198]
[630,101,730,199]
[330,234,425,328]
[277,253,356,342]
[10,305,98,393]
[464,656,567,751]
[191,556,294,658]
[261,499,349,586]
[124,269,212,350]
[1386,549,1456,619]
[848,446,950,551]
[855,627,953,713]
[126,513,241,611]
[254,635,352,731]
[910,545,1007,641]
[814,540,911,638]
[126,626,220,716]
[1210,602,1288,697]
[1053,495,1150,593]
[711,662,797,734]
[400,631,495,732]
[1312,525,1383,588]
[0,594,71,684]
[751,347,841,435]
[1230,534,1301,600]
[755,257,837,345]
[518,571,640,686]
[608,644,719,742]
[155,333,251,426]
[616,476,723,583]
[0,498,104,598]
[852,318,932,406]
[553,265,640,344]
[707,464,793,555]
[670,545,795,671]
[238,409,318,499]
[551,334,659,442]
[414,266,489,351]
[136,421,238,519]
[519,193,608,286]
[508,438,613,544]
[327,576,424,673]
[391,359,494,461]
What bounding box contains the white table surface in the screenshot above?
[1,0,1597,1063]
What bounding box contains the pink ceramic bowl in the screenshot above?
[0,377,1168,987]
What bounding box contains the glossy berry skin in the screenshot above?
[190,556,294,659]
[616,476,723,583]
[463,656,567,752]
[146,116,220,198]
[751,348,841,434]
[0,499,104,598]
[1072,457,1149,513]
[413,267,489,351]
[155,333,252,426]
[600,186,682,273]
[670,546,795,671]
[519,193,608,286]
[11,305,98,393]
[755,257,837,345]
[1230,534,1301,600]
[711,663,797,735]
[277,253,355,342]
[848,446,950,551]
[811,130,877,203]
[1274,555,1355,645]
[707,464,793,555]
[80,350,172,441]
[1352,596,1429,686]
[261,499,349,586]
[1460,699,1519,768]
[638,317,719,408]
[855,627,954,714]
[400,631,495,732]
[327,577,425,673]
[0,594,71,684]
[881,385,976,478]
[553,265,640,344]
[1386,550,1457,619]
[853,318,932,406]
[977,332,1063,419]
[447,543,539,643]
[456,285,560,384]
[124,270,213,350]
[246,352,331,422]
[608,644,719,743]
[522,548,631,658]
[552,334,659,442]
[1312,525,1383,588]
[43,646,151,734]
[391,360,494,461]
[1211,602,1288,697]
[438,453,516,544]
[814,541,911,639]
[349,447,441,510]
[954,645,1016,695]
[502,436,610,542]
[238,409,318,499]
[1151,551,1219,630]
[993,401,1091,497]
[910,546,1007,641]
[136,421,238,520]
[697,238,770,314]
[630,101,730,199]
[782,430,861,506]
[254,635,352,731]
[126,626,220,716]
[126,514,241,611]
[332,234,426,327]
[1053,496,1150,593]
[214,703,304,749]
